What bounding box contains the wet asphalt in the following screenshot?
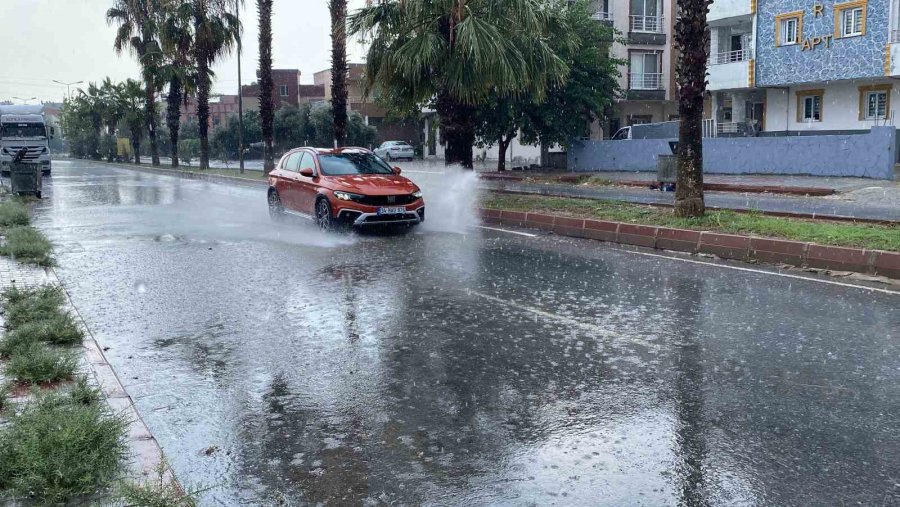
[30,160,900,506]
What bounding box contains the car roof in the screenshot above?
[290,147,372,155]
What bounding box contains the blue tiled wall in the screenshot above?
[756,0,888,86]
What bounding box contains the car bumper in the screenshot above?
[335,202,425,226]
[386,150,414,158]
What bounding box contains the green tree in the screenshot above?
[346,111,376,148]
[190,0,241,169]
[329,0,348,147]
[308,103,335,148]
[257,0,275,172]
[673,0,709,217]
[274,104,311,151]
[475,2,621,170]
[349,0,568,168]
[117,79,148,164]
[160,0,199,168]
[59,90,102,160]
[107,0,165,166]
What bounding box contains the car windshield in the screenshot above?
[318,152,395,176]
[1,124,45,138]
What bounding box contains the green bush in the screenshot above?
[68,376,102,406]
[3,313,83,349]
[0,226,54,266]
[0,200,30,229]
[2,285,66,330]
[0,393,127,504]
[5,342,77,384]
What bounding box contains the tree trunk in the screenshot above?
[132,136,141,165]
[329,0,348,147]
[435,93,474,169]
[497,136,511,171]
[258,0,275,173]
[673,0,709,217]
[167,76,183,168]
[194,0,211,169]
[144,81,160,166]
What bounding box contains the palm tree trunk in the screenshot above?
[132,135,141,165]
[329,0,348,147]
[673,0,708,217]
[194,0,211,169]
[435,92,474,169]
[167,76,183,168]
[144,77,160,166]
[257,0,275,173]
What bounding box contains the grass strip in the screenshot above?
[4,313,84,348]
[116,461,198,507]
[1,285,66,330]
[0,392,127,504]
[0,226,54,266]
[0,200,30,228]
[484,193,900,251]
[4,342,78,385]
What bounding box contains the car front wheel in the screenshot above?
[315,198,333,231]
[268,190,285,221]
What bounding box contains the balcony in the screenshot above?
[591,9,613,21]
[709,49,752,65]
[630,15,664,33]
[627,72,666,100]
[893,30,900,43]
[707,53,754,91]
[888,30,900,76]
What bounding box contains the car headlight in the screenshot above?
[412,190,422,199]
[334,190,363,201]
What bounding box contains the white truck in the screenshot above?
[0,113,53,176]
[610,120,679,140]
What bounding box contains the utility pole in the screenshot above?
[236,0,245,173]
[53,80,83,100]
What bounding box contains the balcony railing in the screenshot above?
[630,15,665,33]
[629,72,664,90]
[892,29,900,43]
[591,9,613,21]
[709,49,752,65]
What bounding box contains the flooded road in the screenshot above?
[33,160,900,506]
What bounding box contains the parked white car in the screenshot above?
[374,141,415,161]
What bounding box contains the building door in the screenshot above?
[749,102,765,131]
[730,35,743,61]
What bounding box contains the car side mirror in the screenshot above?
[392,166,401,175]
[299,167,315,177]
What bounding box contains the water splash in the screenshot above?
[407,165,481,234]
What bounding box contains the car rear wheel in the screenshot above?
[315,198,333,231]
[268,190,285,221]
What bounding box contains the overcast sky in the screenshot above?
[0,0,368,104]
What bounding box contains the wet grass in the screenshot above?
[3,313,84,348]
[114,462,198,507]
[0,226,54,266]
[0,200,30,228]
[4,342,78,384]
[0,392,128,504]
[0,382,10,412]
[164,165,268,181]
[484,194,900,251]
[1,285,66,330]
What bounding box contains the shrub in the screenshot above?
[116,461,198,507]
[2,285,66,330]
[0,393,127,503]
[0,226,54,266]
[68,375,101,406]
[3,313,84,349]
[0,200,30,229]
[4,342,77,384]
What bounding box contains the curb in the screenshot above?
[111,163,267,188]
[479,208,900,280]
[478,173,837,196]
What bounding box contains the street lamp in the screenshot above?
[12,97,37,104]
[52,80,83,100]
[235,0,245,173]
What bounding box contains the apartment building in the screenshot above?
[707,0,898,135]
[589,0,678,136]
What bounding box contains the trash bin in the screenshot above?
[9,162,42,198]
[656,154,676,184]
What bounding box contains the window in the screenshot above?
[298,153,317,175]
[858,85,891,120]
[629,52,661,90]
[284,152,302,172]
[279,84,289,97]
[775,12,802,46]
[630,0,661,31]
[834,1,866,38]
[796,89,824,122]
[318,152,394,176]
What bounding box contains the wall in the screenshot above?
[709,0,753,22]
[765,80,899,132]
[756,0,889,86]
[568,126,896,179]
[708,60,753,91]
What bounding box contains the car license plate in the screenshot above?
[378,206,405,215]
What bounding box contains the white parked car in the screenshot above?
[374,141,415,161]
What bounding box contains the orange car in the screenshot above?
[267,147,424,229]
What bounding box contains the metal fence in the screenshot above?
[591,9,613,21]
[629,72,664,90]
[709,49,752,65]
[630,15,664,33]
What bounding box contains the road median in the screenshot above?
[482,194,900,280]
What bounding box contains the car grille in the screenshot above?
[355,194,418,206]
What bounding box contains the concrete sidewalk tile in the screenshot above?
[750,238,809,267]
[699,232,752,261]
[806,244,871,272]
[655,228,701,253]
[871,250,900,279]
[617,224,658,248]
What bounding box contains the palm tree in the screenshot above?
[673,0,709,217]
[349,0,567,168]
[191,0,241,169]
[107,0,165,166]
[257,0,275,173]
[329,0,348,147]
[117,79,148,165]
[160,1,198,168]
